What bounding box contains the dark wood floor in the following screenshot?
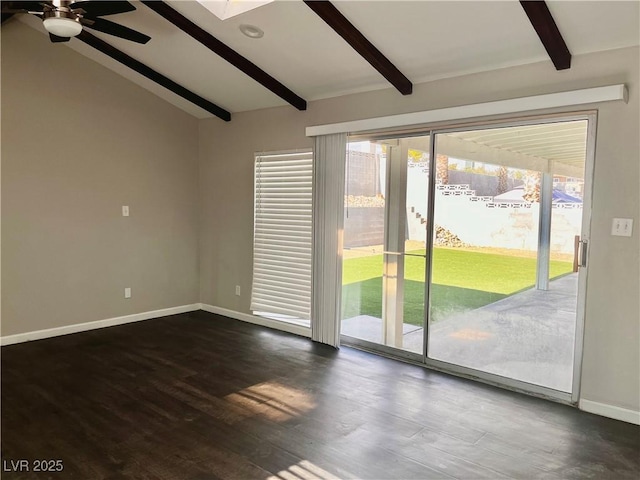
[2,311,639,479]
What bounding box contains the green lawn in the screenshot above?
[342,248,573,326]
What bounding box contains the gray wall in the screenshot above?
[199,46,639,413]
[346,150,381,197]
[344,207,385,248]
[448,170,521,197]
[1,25,200,336]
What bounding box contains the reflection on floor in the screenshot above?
[341,273,578,392]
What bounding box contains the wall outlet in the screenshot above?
[611,218,633,237]
[124,287,132,299]
[235,285,241,296]
[122,205,130,217]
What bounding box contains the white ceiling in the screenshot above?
[394,120,588,177]
[444,120,588,177]
[15,0,640,119]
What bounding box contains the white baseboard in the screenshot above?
[579,399,640,425]
[0,304,201,346]
[200,304,311,338]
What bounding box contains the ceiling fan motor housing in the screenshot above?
[2,0,150,44]
[43,1,83,37]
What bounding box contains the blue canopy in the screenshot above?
[494,186,582,203]
[552,189,582,203]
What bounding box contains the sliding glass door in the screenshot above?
[339,114,593,400]
[427,120,590,394]
[341,136,430,356]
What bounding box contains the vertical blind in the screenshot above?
[251,150,313,322]
[311,133,347,347]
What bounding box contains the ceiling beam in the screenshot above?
[77,30,231,121]
[520,0,571,70]
[303,0,412,95]
[141,1,307,111]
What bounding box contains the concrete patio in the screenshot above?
[342,273,578,392]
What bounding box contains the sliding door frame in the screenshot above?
[341,110,597,405]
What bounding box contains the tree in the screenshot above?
[496,166,509,195]
[408,148,426,163]
[436,154,449,184]
[522,170,541,203]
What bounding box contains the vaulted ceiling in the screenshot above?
[5,0,640,120]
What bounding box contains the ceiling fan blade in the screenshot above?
[1,3,43,26]
[81,17,150,44]
[49,32,70,42]
[1,8,28,14]
[1,2,45,13]
[82,17,150,44]
[69,1,135,16]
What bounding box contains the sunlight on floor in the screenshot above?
[267,460,341,480]
[449,328,493,340]
[224,381,317,422]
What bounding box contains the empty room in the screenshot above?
[1,1,639,478]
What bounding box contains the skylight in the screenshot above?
[196,0,274,21]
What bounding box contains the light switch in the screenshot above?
[124,287,131,299]
[122,205,129,217]
[611,218,633,237]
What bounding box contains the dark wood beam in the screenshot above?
[141,1,307,111]
[520,0,571,70]
[77,30,231,121]
[303,0,412,95]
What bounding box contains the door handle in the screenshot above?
[579,239,588,268]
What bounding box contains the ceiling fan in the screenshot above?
[1,0,150,44]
